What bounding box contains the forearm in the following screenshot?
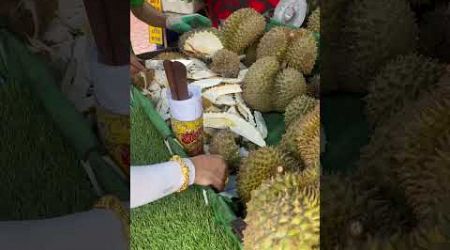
[131,2,167,28]
[130,159,195,208]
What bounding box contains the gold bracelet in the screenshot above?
[171,155,190,192]
[94,195,130,241]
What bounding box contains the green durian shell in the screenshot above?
[339,0,418,93]
[364,53,444,128]
[256,27,290,61]
[242,57,280,112]
[273,68,307,112]
[284,29,318,75]
[243,172,319,250]
[284,95,318,128]
[209,130,240,171]
[237,147,291,202]
[210,49,241,78]
[221,8,266,54]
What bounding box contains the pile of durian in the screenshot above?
[143,7,320,157]
[321,0,450,249]
[139,6,321,249]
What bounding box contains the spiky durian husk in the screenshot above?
[242,57,280,112]
[273,68,307,112]
[364,53,444,128]
[419,5,450,63]
[388,81,450,223]
[221,8,266,54]
[358,71,450,228]
[209,130,240,171]
[237,147,294,202]
[295,106,320,169]
[243,40,259,67]
[362,223,450,250]
[284,95,318,127]
[307,8,320,33]
[339,0,418,93]
[321,174,364,250]
[279,104,319,167]
[307,74,320,98]
[178,28,223,60]
[154,52,186,60]
[210,49,241,78]
[284,29,318,75]
[243,172,319,250]
[256,27,290,60]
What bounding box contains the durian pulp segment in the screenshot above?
[183,31,224,58]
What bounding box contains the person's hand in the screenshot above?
[131,52,145,76]
[190,154,228,192]
[166,14,212,33]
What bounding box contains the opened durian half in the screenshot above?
[178,28,224,60]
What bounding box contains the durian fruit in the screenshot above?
[307,8,320,33]
[210,49,241,78]
[364,53,444,128]
[243,172,319,250]
[178,28,223,60]
[339,0,418,93]
[419,5,450,63]
[154,51,186,60]
[307,74,320,99]
[243,40,259,67]
[280,105,320,170]
[256,27,291,60]
[273,68,307,111]
[221,8,266,54]
[296,106,320,169]
[242,57,280,112]
[284,29,318,75]
[362,223,450,250]
[356,72,450,235]
[237,147,299,202]
[388,81,450,223]
[284,95,318,128]
[209,130,240,172]
[321,174,363,250]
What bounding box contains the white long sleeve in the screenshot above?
[130,158,196,209]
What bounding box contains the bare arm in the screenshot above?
[131,2,167,28]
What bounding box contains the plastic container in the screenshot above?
[167,84,204,156]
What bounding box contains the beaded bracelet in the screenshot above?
[170,155,190,192]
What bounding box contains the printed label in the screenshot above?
[171,117,204,156]
[148,0,164,45]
